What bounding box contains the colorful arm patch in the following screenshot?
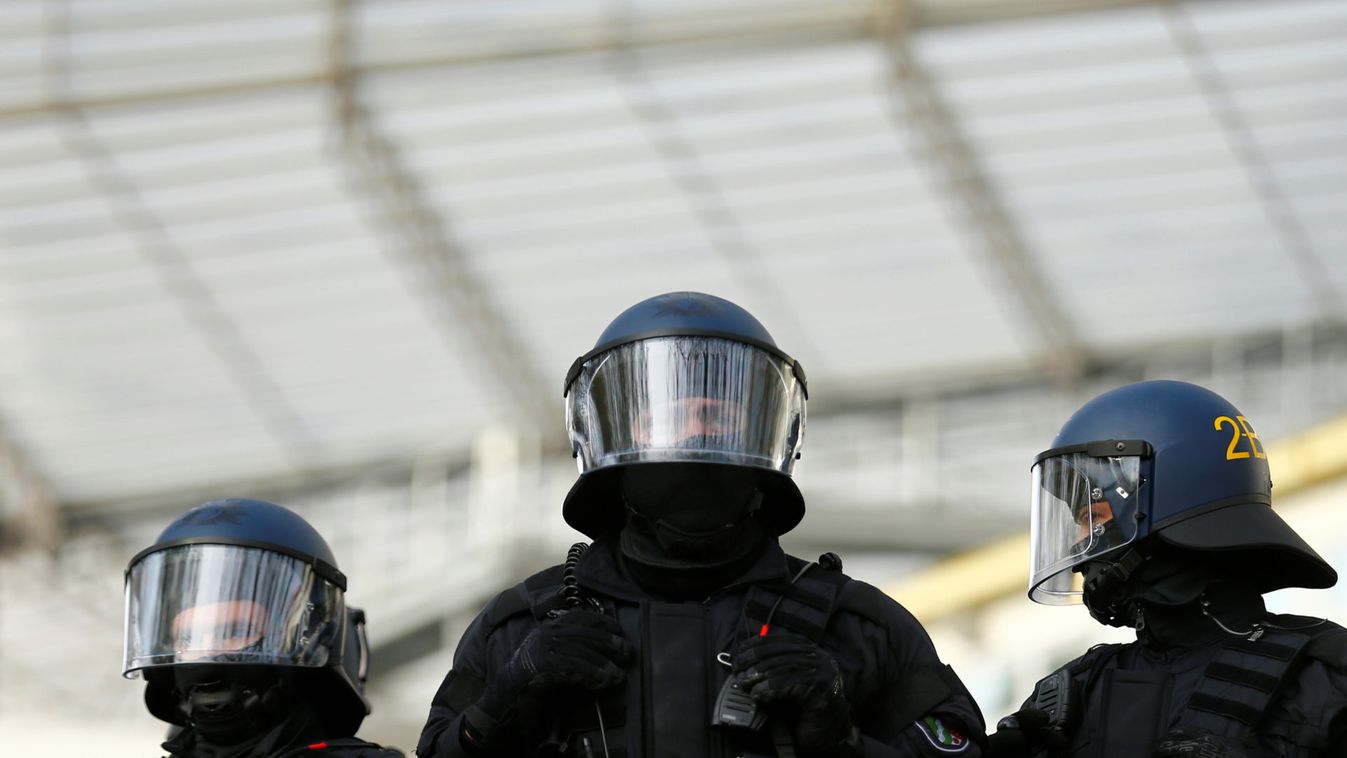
[917,715,972,753]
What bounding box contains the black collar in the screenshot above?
[574,534,792,603]
[1136,583,1268,650]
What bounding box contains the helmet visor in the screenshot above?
[1029,451,1143,604]
[566,336,806,475]
[123,544,344,676]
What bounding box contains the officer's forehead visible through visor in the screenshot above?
[631,397,747,443]
[170,599,270,660]
[1028,441,1149,605]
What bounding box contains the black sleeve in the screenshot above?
[415,591,535,758]
[842,583,988,757]
[1261,657,1347,755]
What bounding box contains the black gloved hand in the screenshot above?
[462,610,631,756]
[987,708,1069,757]
[1155,729,1254,758]
[732,631,858,755]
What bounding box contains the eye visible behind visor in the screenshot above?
[1028,441,1149,605]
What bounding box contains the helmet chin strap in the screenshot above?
[1081,548,1151,628]
[174,666,292,744]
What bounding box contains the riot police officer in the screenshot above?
[989,380,1347,757]
[417,291,986,758]
[123,498,403,757]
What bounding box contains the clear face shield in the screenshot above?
[565,336,806,476]
[1029,442,1149,604]
[123,544,345,677]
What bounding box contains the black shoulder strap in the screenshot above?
[744,552,898,641]
[1026,641,1123,701]
[1179,623,1329,739]
[1069,642,1126,685]
[482,583,534,633]
[483,564,572,633]
[834,578,892,629]
[743,555,849,642]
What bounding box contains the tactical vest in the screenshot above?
[441,548,966,757]
[1032,617,1347,757]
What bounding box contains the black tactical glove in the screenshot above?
[987,708,1069,757]
[461,610,631,756]
[733,631,859,755]
[1155,729,1256,758]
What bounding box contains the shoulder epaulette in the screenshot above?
[1292,619,1347,670]
[746,559,847,641]
[835,578,892,628]
[1070,642,1127,677]
[481,584,533,633]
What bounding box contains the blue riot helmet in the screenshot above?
[1029,380,1336,618]
[562,292,808,538]
[123,498,372,737]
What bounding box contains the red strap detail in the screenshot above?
[759,624,770,637]
[306,742,329,751]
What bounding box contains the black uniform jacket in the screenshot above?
[418,537,986,758]
[161,699,404,758]
[1020,590,1347,757]
[162,729,403,758]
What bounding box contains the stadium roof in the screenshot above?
[1,0,1344,524]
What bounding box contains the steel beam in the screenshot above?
[328,0,556,431]
[909,0,1208,27]
[0,421,61,551]
[2,1,1222,121]
[1162,4,1346,322]
[64,453,439,526]
[41,1,321,471]
[878,0,1089,383]
[603,3,821,362]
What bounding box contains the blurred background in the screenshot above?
[2,0,1346,752]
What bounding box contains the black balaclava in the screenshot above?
[171,665,295,746]
[1081,544,1263,645]
[164,688,329,758]
[617,462,770,599]
[1081,544,1205,627]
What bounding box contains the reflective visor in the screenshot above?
[1029,451,1143,604]
[565,336,806,475]
[123,544,343,676]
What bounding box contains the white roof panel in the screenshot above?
[0,0,1343,508]
[922,0,1340,348]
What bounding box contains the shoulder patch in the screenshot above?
[916,716,972,753]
